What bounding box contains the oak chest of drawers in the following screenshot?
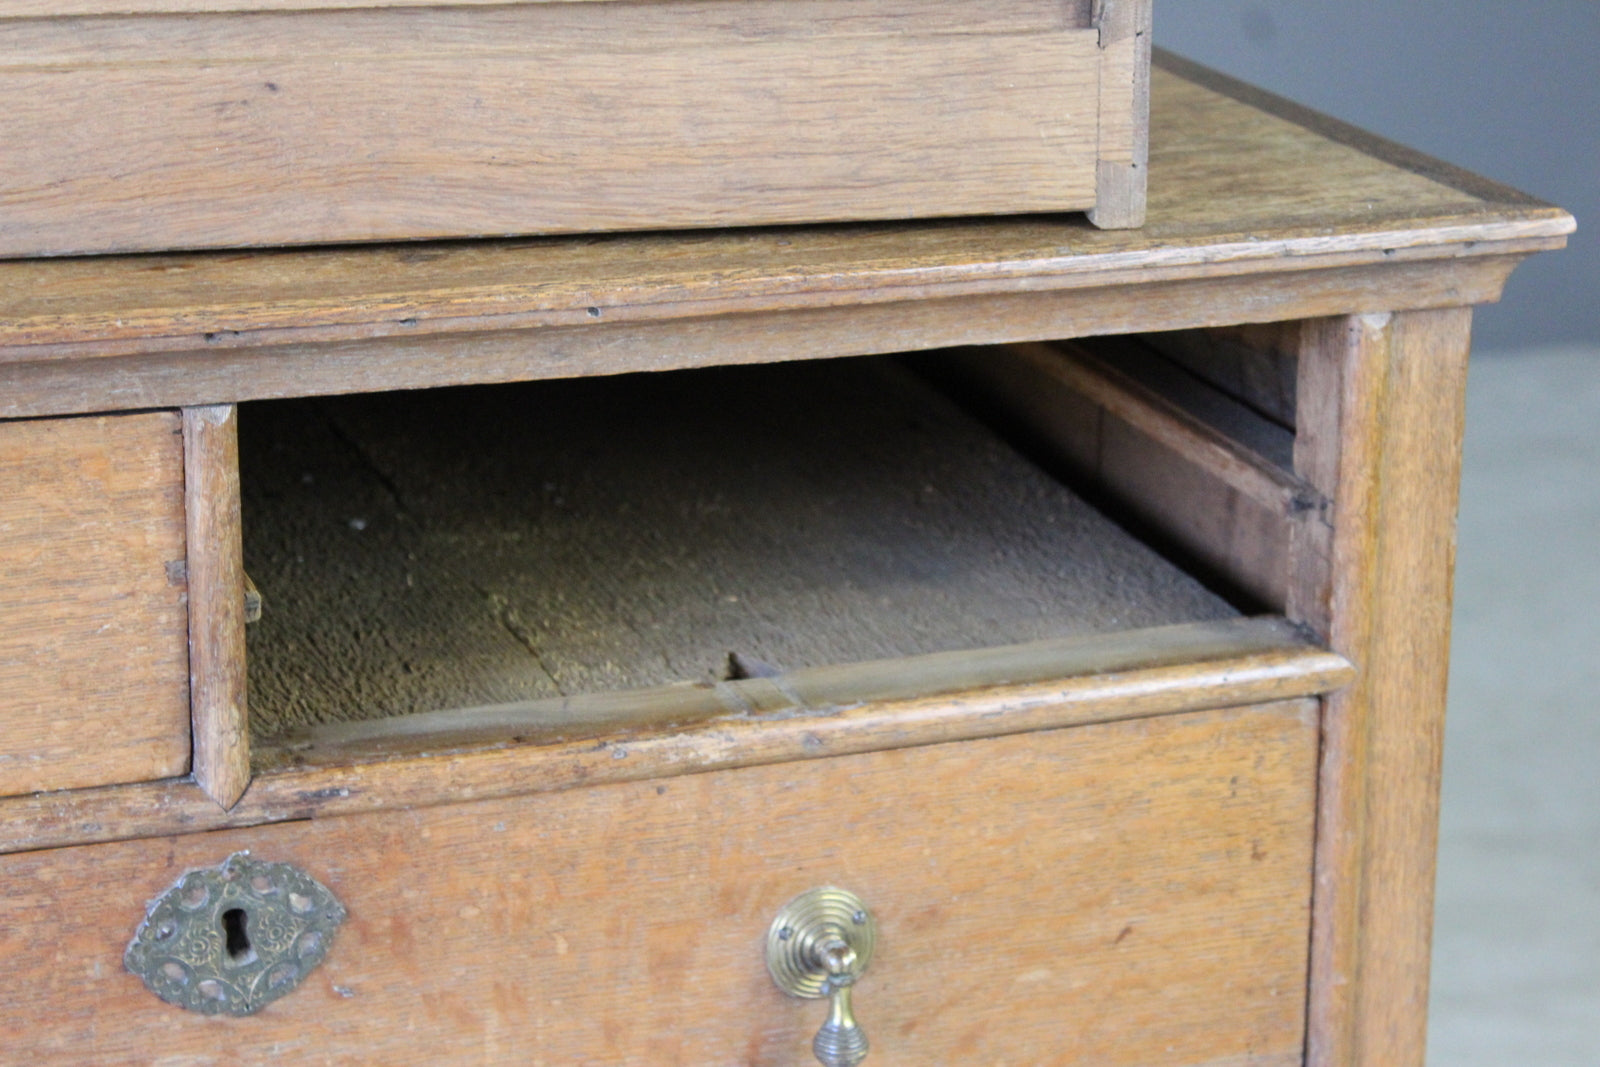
[0,55,1573,1065]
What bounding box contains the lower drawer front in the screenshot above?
[1,702,1317,1065]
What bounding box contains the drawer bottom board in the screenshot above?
[0,701,1317,1065]
[240,358,1235,738]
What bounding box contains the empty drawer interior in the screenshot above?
[239,355,1240,749]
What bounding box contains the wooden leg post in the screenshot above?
[1295,309,1474,1067]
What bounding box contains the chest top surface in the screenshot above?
[0,52,1572,393]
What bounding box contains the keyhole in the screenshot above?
[222,908,256,966]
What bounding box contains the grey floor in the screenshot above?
[1427,346,1600,1065]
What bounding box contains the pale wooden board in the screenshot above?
[0,0,1087,51]
[0,0,1102,257]
[2,0,684,12]
[0,412,191,794]
[1089,336,1296,464]
[1096,413,1292,608]
[1298,309,1474,1067]
[184,405,251,808]
[0,255,1537,425]
[0,59,1570,360]
[1087,0,1151,228]
[241,357,1236,738]
[1142,323,1303,429]
[0,701,1317,1065]
[920,342,1312,611]
[0,616,1354,854]
[0,0,1096,19]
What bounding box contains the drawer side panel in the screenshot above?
[0,701,1316,1064]
[0,412,190,795]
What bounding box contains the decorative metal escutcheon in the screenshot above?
[125,852,346,1016]
[766,887,877,1067]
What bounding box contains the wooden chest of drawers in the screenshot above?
[0,55,1573,1065]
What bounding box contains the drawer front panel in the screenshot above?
[0,412,190,795]
[0,0,1105,257]
[0,701,1316,1064]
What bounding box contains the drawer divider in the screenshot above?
[183,404,252,810]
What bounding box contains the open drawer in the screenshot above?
[243,356,1247,750]
[1,339,1352,814]
[223,350,1347,767]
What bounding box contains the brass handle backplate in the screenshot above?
[766,887,876,1067]
[125,852,346,1016]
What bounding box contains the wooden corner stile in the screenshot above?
[1294,309,1475,1067]
[182,404,251,810]
[1088,0,1151,229]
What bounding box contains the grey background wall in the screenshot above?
[1156,1,1597,351]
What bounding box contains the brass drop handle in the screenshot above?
[766,887,876,1067]
[812,937,867,1067]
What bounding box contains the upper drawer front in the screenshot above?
[0,412,190,795]
[0,0,1117,257]
[1,700,1316,1064]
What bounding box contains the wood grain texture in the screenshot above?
[1,0,654,13]
[921,340,1321,609]
[0,616,1353,854]
[0,254,1534,421]
[1285,319,1343,638]
[0,701,1318,1065]
[1154,49,1556,211]
[239,358,1234,737]
[1295,309,1474,1067]
[1093,418,1290,610]
[285,617,1350,763]
[0,0,1087,57]
[0,61,1570,367]
[1033,339,1315,515]
[0,0,1105,256]
[1142,323,1302,429]
[1088,0,1151,228]
[0,412,190,795]
[183,405,250,809]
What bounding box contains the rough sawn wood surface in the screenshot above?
[240,356,1235,736]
